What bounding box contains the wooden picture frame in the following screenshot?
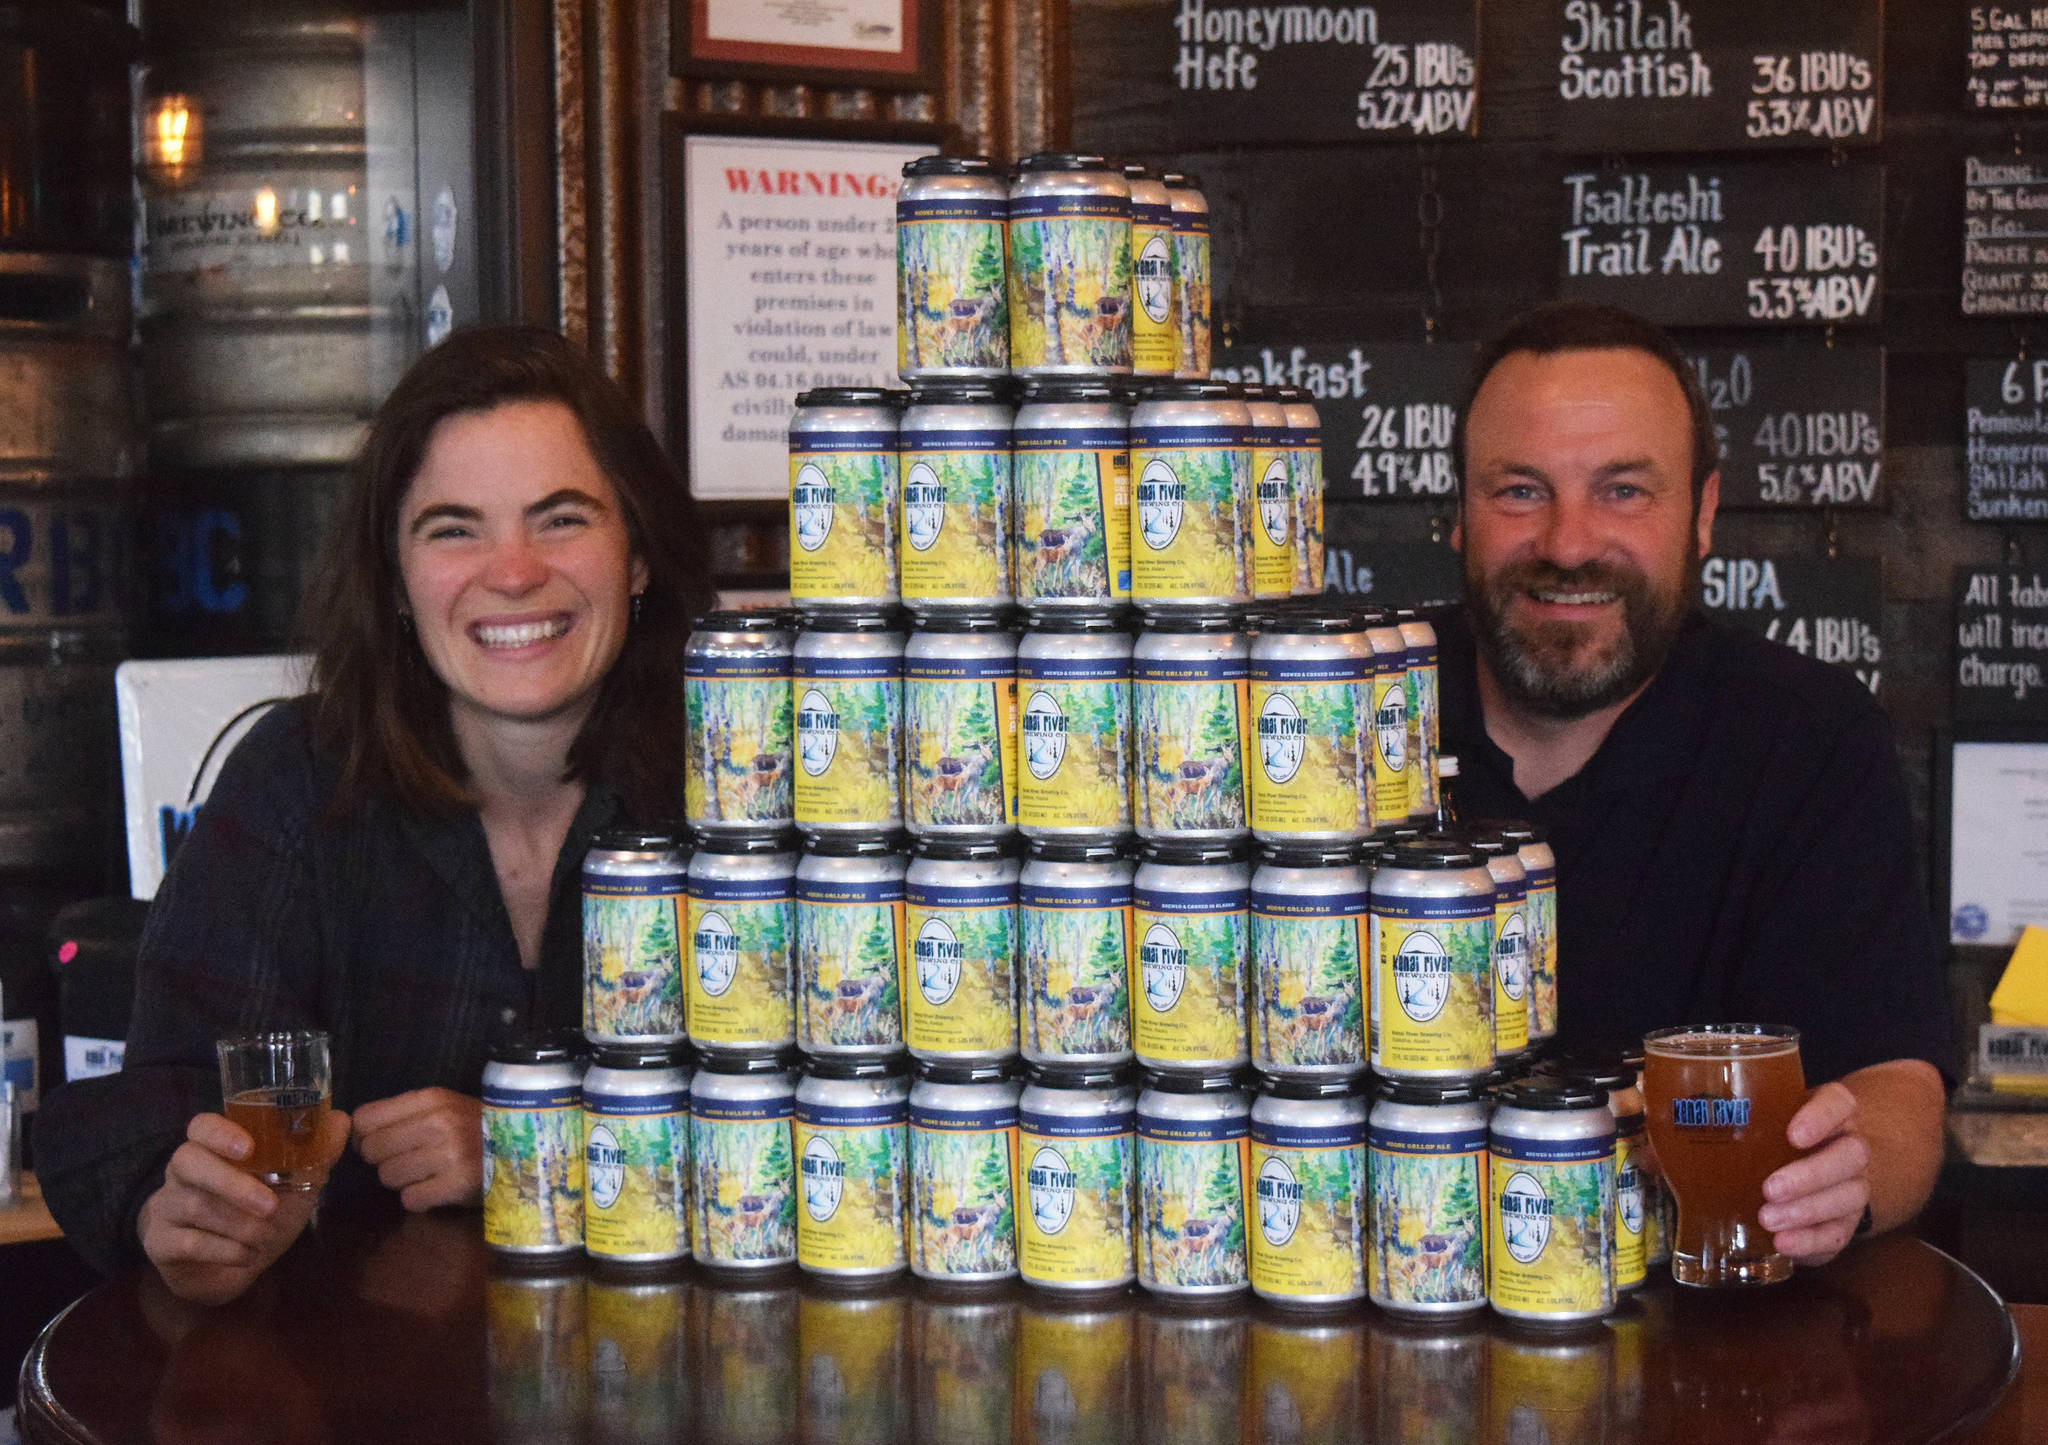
[674,0,938,90]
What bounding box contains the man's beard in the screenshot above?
[1465,555,1690,720]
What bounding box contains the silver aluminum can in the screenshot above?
[1124,164,1179,379]
[1276,386,1325,595]
[685,834,798,1056]
[1250,843,1369,1078]
[904,836,1021,1063]
[1020,838,1134,1066]
[897,155,1009,381]
[1018,1063,1138,1292]
[1018,617,1133,839]
[1162,172,1211,379]
[1367,1078,1490,1317]
[686,610,796,836]
[1370,839,1495,1081]
[1464,830,1531,1060]
[1243,385,1298,603]
[909,1059,1022,1283]
[1247,1075,1369,1308]
[1248,609,1373,845]
[482,1034,587,1258]
[904,615,1018,836]
[582,828,689,1047]
[794,612,904,837]
[1135,1070,1250,1297]
[1488,1077,1615,1325]
[1363,609,1413,834]
[1007,152,1132,377]
[900,382,1014,612]
[1492,820,1558,1045]
[1013,379,1133,612]
[1129,382,1251,612]
[789,388,899,612]
[1131,839,1251,1073]
[690,1052,799,1271]
[1396,611,1441,821]
[794,1056,912,1280]
[1132,613,1250,841]
[1540,1052,1650,1293]
[796,836,908,1058]
[581,1044,692,1265]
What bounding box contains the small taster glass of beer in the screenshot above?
[216,1030,333,1192]
[1642,1024,1805,1288]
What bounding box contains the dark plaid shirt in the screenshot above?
[34,700,620,1274]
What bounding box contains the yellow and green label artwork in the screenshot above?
[1131,884,1249,1066]
[1019,1108,1136,1287]
[1372,893,1494,1076]
[1007,194,1133,371]
[900,430,1012,602]
[582,1089,688,1259]
[1133,653,1250,834]
[1130,425,1248,603]
[911,1100,1019,1277]
[1368,1120,1488,1308]
[1014,422,1131,604]
[790,434,897,603]
[1137,1112,1249,1291]
[795,1095,909,1274]
[691,1094,796,1265]
[794,654,901,828]
[1248,1116,1367,1299]
[483,1081,584,1250]
[905,658,1019,828]
[1488,1133,1614,1317]
[898,194,1008,374]
[1018,658,1130,831]
[796,875,905,1052]
[685,876,794,1048]
[1249,656,1370,836]
[582,865,686,1041]
[904,874,1018,1056]
[686,655,794,828]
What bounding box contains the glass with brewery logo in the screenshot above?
[1642,1024,1806,1287]
[216,1030,333,1192]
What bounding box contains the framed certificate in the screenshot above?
[1935,727,2048,946]
[676,0,937,89]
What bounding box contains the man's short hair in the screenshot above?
[1452,301,1720,503]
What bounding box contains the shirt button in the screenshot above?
[501,1007,517,1024]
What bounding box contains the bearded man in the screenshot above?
[1438,302,1948,1267]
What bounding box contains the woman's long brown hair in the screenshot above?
[304,325,716,821]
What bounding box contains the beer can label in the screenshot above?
[794,1097,910,1273]
[1249,888,1369,1070]
[797,875,906,1051]
[1372,893,1494,1076]
[1367,1124,1489,1307]
[899,429,1012,602]
[1129,426,1249,602]
[897,196,1008,374]
[692,1094,797,1264]
[1248,1117,1367,1298]
[1007,194,1134,372]
[1492,893,1531,1057]
[789,433,898,603]
[1019,1108,1137,1285]
[1131,886,1249,1064]
[1406,650,1441,817]
[1289,426,1325,595]
[1137,1113,1250,1290]
[1018,656,1131,830]
[903,876,1019,1055]
[583,868,687,1041]
[1017,1307,1135,1434]
[1368,668,1414,825]
[1488,1133,1615,1316]
[686,657,795,829]
[483,1083,585,1249]
[1249,656,1371,835]
[686,878,795,1047]
[905,656,1019,827]
[910,1101,1020,1276]
[794,655,902,828]
[1250,442,1296,600]
[1133,653,1250,833]
[1014,426,1131,603]
[1020,881,1134,1058]
[582,1089,690,1258]
[1523,869,1559,1037]
[1131,204,1179,376]
[1173,219,1212,377]
[1612,1118,1648,1289]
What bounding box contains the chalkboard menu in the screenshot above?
[1700,553,1883,696]
[1320,529,1462,609]
[1556,0,1881,153]
[1558,162,1883,327]
[1213,341,1474,501]
[1964,357,2048,522]
[1967,6,2048,111]
[1684,345,1885,509]
[1963,156,2048,318]
[1955,564,2048,722]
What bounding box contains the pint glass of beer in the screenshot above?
[1641,1024,1805,1287]
[216,1030,333,1192]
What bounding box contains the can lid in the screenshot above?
[915,1058,1015,1085]
[884,388,914,409]
[1017,378,1122,406]
[491,1030,586,1066]
[1025,612,1131,636]
[803,832,906,858]
[1239,382,1268,399]
[694,608,795,636]
[1140,837,1247,866]
[591,1042,691,1071]
[1387,836,1479,870]
[1132,379,1237,404]
[902,154,1000,178]
[1161,171,1203,190]
[1538,1051,1633,1092]
[690,830,798,858]
[1259,604,1364,636]
[1120,161,1159,181]
[1357,836,1388,866]
[909,612,1015,634]
[797,610,902,634]
[1255,1072,1361,1100]
[1014,151,1114,174]
[590,827,681,853]
[1376,1078,1487,1107]
[907,379,1009,405]
[1460,829,1508,858]
[795,387,893,408]
[1496,1077,1608,1112]
[1026,1062,1132,1090]
[1258,841,1361,869]
[1274,386,1312,404]
[1140,1068,1245,1095]
[1028,837,1127,864]
[804,1054,909,1081]
[1138,609,1243,635]
[696,1051,798,1077]
[912,834,1018,862]
[1473,818,1546,846]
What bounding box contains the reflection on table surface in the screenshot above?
[22,1215,2017,1445]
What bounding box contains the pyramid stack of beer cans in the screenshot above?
[478,154,1660,1326]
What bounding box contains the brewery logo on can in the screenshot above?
[1007,158,1133,373]
[1133,647,1251,834]
[1130,425,1249,603]
[797,867,906,1052]
[686,639,795,830]
[1137,1097,1250,1292]
[1013,396,1131,606]
[582,1066,690,1261]
[905,645,1020,829]
[1373,879,1494,1079]
[1488,1084,1615,1321]
[1245,390,1296,602]
[1370,669,1412,825]
[1019,1090,1137,1288]
[904,844,1019,1058]
[1401,623,1441,819]
[910,1081,1020,1278]
[795,1085,910,1275]
[1250,871,1368,1073]
[897,157,1008,376]
[793,639,901,830]
[1132,874,1249,1067]
[1017,648,1131,832]
[1125,164,1179,378]
[686,860,795,1049]
[1021,863,1134,1061]
[1613,1115,1648,1291]
[483,1068,585,1252]
[788,404,897,606]
[1248,1098,1368,1301]
[1368,1104,1488,1311]
[583,844,687,1043]
[1249,645,1371,839]
[692,1084,797,1266]
[899,416,1012,605]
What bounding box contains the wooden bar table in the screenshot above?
[16,1215,2021,1443]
